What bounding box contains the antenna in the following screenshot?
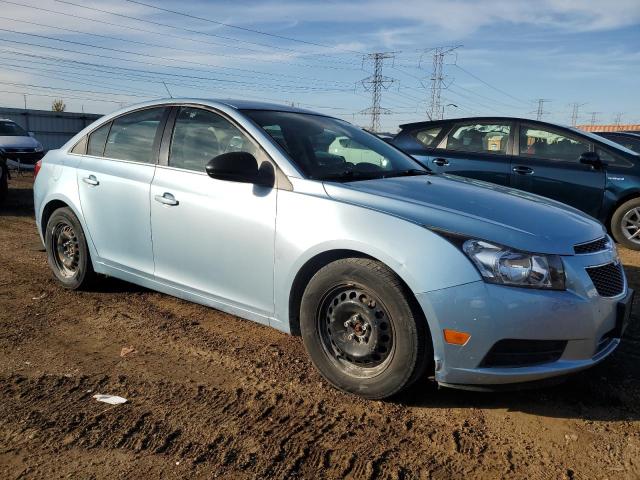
[162,81,173,98]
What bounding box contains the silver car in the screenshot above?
[33,99,632,399]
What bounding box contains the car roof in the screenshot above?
[399,116,573,130]
[118,98,328,117]
[594,131,640,138]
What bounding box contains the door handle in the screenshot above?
[512,166,534,175]
[432,158,450,167]
[82,175,99,186]
[154,193,179,206]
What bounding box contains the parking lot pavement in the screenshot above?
[1,176,639,479]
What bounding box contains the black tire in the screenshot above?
[611,198,640,250]
[0,161,7,204]
[300,258,431,399]
[45,207,96,289]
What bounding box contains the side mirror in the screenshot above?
[579,151,605,169]
[28,131,35,137]
[205,152,274,187]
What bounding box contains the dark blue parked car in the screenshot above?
[393,117,640,250]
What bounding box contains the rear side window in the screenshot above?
[104,108,164,163]
[169,107,256,172]
[445,123,510,154]
[86,122,111,157]
[414,126,442,148]
[520,126,590,162]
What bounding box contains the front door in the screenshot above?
[426,121,513,186]
[150,106,277,316]
[77,107,166,275]
[511,123,605,217]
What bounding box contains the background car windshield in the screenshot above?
[0,120,27,136]
[242,110,426,180]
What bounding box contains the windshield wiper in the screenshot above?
[383,169,433,178]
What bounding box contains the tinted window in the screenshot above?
[414,126,442,148]
[445,123,510,154]
[169,107,256,172]
[603,134,640,153]
[0,120,27,136]
[596,147,634,168]
[244,110,425,181]
[520,126,590,162]
[104,108,164,163]
[86,122,111,157]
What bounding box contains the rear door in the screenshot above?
[511,122,605,217]
[421,121,513,185]
[76,107,167,274]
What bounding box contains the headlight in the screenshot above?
[35,145,43,152]
[462,239,565,290]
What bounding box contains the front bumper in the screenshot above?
[416,250,630,387]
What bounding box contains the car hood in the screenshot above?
[323,174,605,255]
[0,135,40,149]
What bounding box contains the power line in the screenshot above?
[451,64,529,106]
[121,0,363,55]
[358,52,396,132]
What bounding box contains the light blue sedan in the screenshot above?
[33,99,633,399]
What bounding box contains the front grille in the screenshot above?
[480,339,567,368]
[3,147,36,153]
[586,262,624,297]
[574,237,609,254]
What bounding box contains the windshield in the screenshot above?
[0,120,27,136]
[242,110,428,181]
[568,126,638,156]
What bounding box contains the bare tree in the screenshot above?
[51,99,66,112]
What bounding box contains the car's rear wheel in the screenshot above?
[0,162,7,204]
[611,198,640,250]
[45,207,95,289]
[300,258,431,399]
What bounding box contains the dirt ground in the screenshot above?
[1,174,639,480]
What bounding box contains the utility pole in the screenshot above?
[420,46,461,121]
[535,98,550,120]
[359,52,396,132]
[588,111,600,126]
[613,112,623,129]
[569,102,586,127]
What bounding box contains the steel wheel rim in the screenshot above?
[52,221,80,277]
[316,284,395,379]
[622,207,640,245]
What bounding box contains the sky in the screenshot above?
[0,0,638,131]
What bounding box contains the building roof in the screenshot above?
[577,124,640,132]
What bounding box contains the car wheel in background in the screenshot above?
[300,257,431,399]
[612,198,640,250]
[45,207,96,289]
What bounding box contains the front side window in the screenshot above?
[445,123,510,154]
[86,122,111,157]
[520,126,590,162]
[243,110,427,181]
[169,107,256,172]
[104,107,164,163]
[0,120,27,136]
[414,126,443,148]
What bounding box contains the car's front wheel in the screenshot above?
[45,207,96,289]
[300,258,431,399]
[611,198,640,250]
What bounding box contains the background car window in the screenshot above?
[103,107,164,163]
[169,107,257,172]
[445,123,510,154]
[0,120,27,136]
[596,147,634,168]
[86,122,111,157]
[414,126,442,148]
[520,126,590,162]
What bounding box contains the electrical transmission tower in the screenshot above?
[534,98,551,120]
[614,112,624,128]
[588,111,600,126]
[359,52,396,132]
[419,46,461,120]
[569,102,586,127]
